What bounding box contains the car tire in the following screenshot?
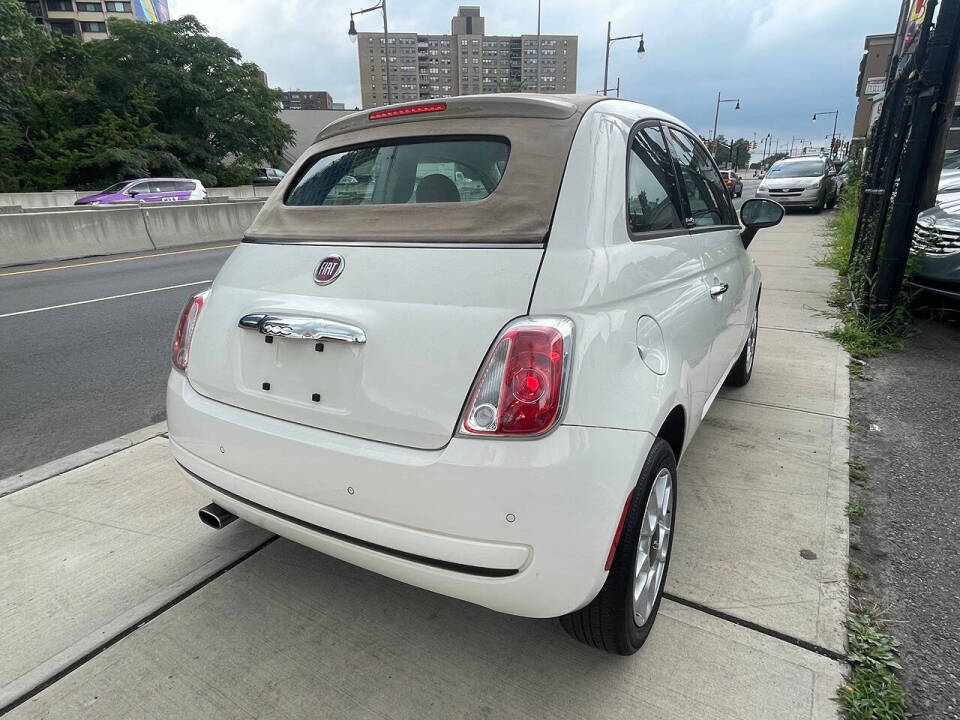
[559,438,677,655]
[813,191,826,213]
[726,300,759,387]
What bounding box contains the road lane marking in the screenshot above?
[0,281,211,319]
[0,244,236,277]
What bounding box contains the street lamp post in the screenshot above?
[603,21,644,97]
[812,110,839,159]
[759,132,771,170]
[711,92,740,155]
[349,0,392,105]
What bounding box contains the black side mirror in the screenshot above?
[739,198,784,248]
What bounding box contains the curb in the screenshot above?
[0,422,168,499]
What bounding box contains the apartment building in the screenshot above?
[20,0,168,42]
[282,91,336,111]
[357,5,577,108]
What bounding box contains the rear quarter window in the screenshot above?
[285,137,510,206]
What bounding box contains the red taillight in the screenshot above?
[172,289,209,371]
[368,102,447,121]
[459,317,573,437]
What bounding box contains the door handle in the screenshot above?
[238,313,366,343]
[709,283,729,297]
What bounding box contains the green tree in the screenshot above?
[0,0,293,191]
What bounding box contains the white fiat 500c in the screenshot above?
[167,95,784,655]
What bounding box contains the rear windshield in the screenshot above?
[285,137,510,206]
[767,160,825,178]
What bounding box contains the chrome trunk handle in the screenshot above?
[709,283,729,297]
[238,313,366,343]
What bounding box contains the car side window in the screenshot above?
[664,127,737,227]
[626,124,685,235]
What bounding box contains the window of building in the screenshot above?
[81,20,107,32]
[461,39,468,46]
[77,1,103,11]
[105,0,130,9]
[46,0,73,10]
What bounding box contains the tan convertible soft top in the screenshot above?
[245,94,608,245]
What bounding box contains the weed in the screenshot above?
[849,561,871,592]
[847,502,866,523]
[848,416,861,433]
[827,303,905,358]
[849,361,871,382]
[819,181,860,276]
[849,459,869,487]
[837,611,908,720]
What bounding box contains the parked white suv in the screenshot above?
[167,95,783,654]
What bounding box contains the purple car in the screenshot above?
[75,178,207,206]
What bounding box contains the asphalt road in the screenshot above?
[849,315,960,719]
[0,244,235,478]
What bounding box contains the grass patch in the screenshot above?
[847,502,865,523]
[820,182,860,275]
[849,459,869,487]
[820,181,908,359]
[827,307,905,358]
[837,611,908,720]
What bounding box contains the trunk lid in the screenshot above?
[186,242,543,449]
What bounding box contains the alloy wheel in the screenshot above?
[745,308,758,374]
[633,467,673,626]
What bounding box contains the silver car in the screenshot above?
[756,157,838,211]
[912,196,960,299]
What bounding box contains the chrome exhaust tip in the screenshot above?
[199,503,236,530]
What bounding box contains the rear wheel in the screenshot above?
[726,300,758,387]
[560,439,677,655]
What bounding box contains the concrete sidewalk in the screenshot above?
[0,213,849,719]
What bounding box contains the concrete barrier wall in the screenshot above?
[0,199,264,267]
[207,185,256,199]
[142,200,263,249]
[0,190,80,209]
[0,207,154,266]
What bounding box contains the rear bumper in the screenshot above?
[167,371,654,617]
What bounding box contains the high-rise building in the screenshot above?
[282,91,336,111]
[20,0,169,42]
[356,5,577,109]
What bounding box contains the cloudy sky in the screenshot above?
[168,0,901,153]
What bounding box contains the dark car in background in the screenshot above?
[254,168,286,185]
[720,170,743,198]
[75,178,206,205]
